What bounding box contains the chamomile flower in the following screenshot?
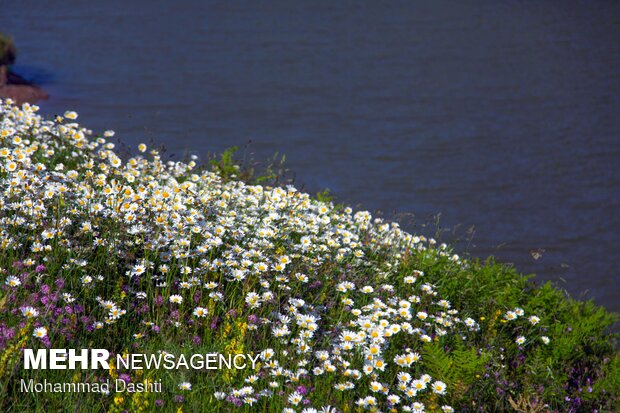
[504,311,517,321]
[21,306,39,318]
[432,380,447,395]
[64,111,78,120]
[193,307,208,317]
[245,292,262,308]
[33,327,48,338]
[169,295,183,304]
[288,391,303,405]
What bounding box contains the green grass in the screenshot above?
[2,252,617,412]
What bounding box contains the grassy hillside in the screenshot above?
[0,100,618,412]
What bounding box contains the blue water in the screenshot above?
[2,0,620,312]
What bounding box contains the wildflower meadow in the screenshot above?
[0,100,617,412]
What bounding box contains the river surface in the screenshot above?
[2,1,619,312]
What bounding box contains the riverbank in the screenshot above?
[0,102,617,412]
[0,69,47,105]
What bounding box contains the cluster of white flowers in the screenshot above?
[0,100,549,412]
[503,307,546,346]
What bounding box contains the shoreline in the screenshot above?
[0,68,48,105]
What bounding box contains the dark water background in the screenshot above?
[2,1,619,313]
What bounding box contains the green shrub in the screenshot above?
[0,33,17,67]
